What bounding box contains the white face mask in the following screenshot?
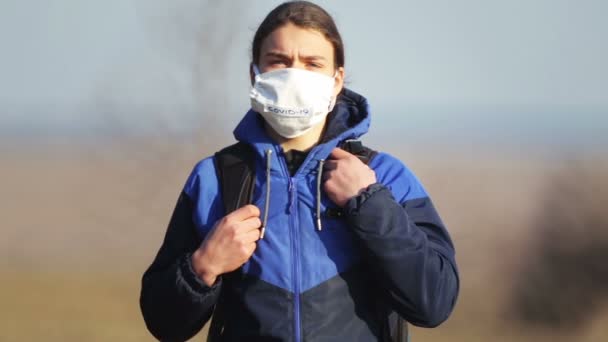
[250,65,337,139]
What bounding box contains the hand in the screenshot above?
[191,205,261,286]
[323,147,377,207]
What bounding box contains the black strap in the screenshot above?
[214,142,257,213]
[340,140,409,341]
[340,139,377,165]
[208,142,256,342]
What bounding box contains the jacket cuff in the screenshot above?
[179,253,222,296]
[345,183,389,215]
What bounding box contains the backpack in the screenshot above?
[209,140,409,342]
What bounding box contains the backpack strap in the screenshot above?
[340,139,377,165]
[214,141,256,213]
[341,140,410,342]
[208,142,256,342]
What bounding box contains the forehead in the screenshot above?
[260,22,334,58]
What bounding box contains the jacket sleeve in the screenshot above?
[140,190,222,341]
[345,183,459,328]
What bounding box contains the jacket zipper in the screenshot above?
[275,146,302,342]
[290,178,301,342]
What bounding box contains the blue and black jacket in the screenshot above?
[140,89,459,341]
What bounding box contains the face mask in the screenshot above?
[250,65,337,139]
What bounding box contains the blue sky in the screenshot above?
[1,0,606,149]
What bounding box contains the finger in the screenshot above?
[329,147,353,160]
[244,242,257,256]
[238,241,257,257]
[237,216,262,232]
[240,228,262,243]
[227,204,260,221]
[323,160,338,171]
[322,170,334,181]
[323,180,336,194]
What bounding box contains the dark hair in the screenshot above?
[251,1,345,69]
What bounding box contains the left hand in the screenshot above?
[323,147,377,207]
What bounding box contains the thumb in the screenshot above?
[330,147,353,160]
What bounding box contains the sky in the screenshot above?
[0,0,606,150]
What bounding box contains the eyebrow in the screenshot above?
[264,51,290,60]
[264,51,327,61]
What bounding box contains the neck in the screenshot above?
[265,119,327,152]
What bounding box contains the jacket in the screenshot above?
[140,88,459,342]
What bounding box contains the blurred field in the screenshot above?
[1,140,606,341]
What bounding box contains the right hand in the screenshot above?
[191,205,262,286]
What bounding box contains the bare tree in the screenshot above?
[89,0,250,156]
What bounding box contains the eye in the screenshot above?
[307,62,323,68]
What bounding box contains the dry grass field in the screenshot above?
[1,140,606,341]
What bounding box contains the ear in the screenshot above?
[332,66,345,98]
[249,63,255,86]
